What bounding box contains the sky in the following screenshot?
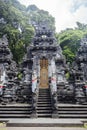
[18,0,87,32]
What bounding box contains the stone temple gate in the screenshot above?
[0,25,87,118]
[21,24,72,117]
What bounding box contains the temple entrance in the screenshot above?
[40,59,48,88]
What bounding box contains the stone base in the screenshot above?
[6,118,83,127]
[30,111,38,118]
[52,111,59,118]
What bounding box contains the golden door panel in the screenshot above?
[40,59,48,88]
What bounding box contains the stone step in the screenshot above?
[6,119,83,127]
[38,94,50,96]
[39,93,50,95]
[37,107,52,110]
[38,97,51,99]
[37,110,52,113]
[39,90,50,92]
[37,102,51,106]
[37,106,51,108]
[39,91,50,93]
[0,107,32,111]
[58,111,87,114]
[38,113,52,117]
[0,114,31,118]
[38,95,50,99]
[38,95,50,97]
[0,111,32,114]
[38,100,51,103]
[37,88,52,117]
[58,105,87,107]
[0,108,32,111]
[39,94,50,96]
[38,97,50,100]
[58,108,87,110]
[39,93,50,94]
[37,102,51,104]
[0,104,30,106]
[39,88,49,92]
[59,114,87,118]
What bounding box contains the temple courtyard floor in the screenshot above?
[0,118,87,130]
[4,127,87,130]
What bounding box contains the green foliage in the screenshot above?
[22,25,34,47]
[57,26,87,63]
[63,46,75,63]
[17,72,23,80]
[65,72,70,79]
[0,0,34,63]
[14,40,25,63]
[76,22,87,30]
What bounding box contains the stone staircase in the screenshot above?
[0,103,87,119]
[0,90,87,119]
[0,104,32,118]
[37,88,52,118]
[58,104,87,118]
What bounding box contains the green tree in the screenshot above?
[57,25,87,63]
[0,0,34,63]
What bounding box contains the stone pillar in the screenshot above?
[31,58,38,118]
[51,92,58,118]
[31,92,38,118]
[50,58,58,118]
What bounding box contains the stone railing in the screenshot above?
[49,77,58,118]
[31,75,39,118]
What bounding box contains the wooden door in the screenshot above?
[40,59,48,88]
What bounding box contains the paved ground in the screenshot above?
[3,127,87,130]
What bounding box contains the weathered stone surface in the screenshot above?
[0,36,18,104]
[70,37,87,104]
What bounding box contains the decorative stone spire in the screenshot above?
[0,36,18,104]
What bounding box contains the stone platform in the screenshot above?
[0,118,87,127]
